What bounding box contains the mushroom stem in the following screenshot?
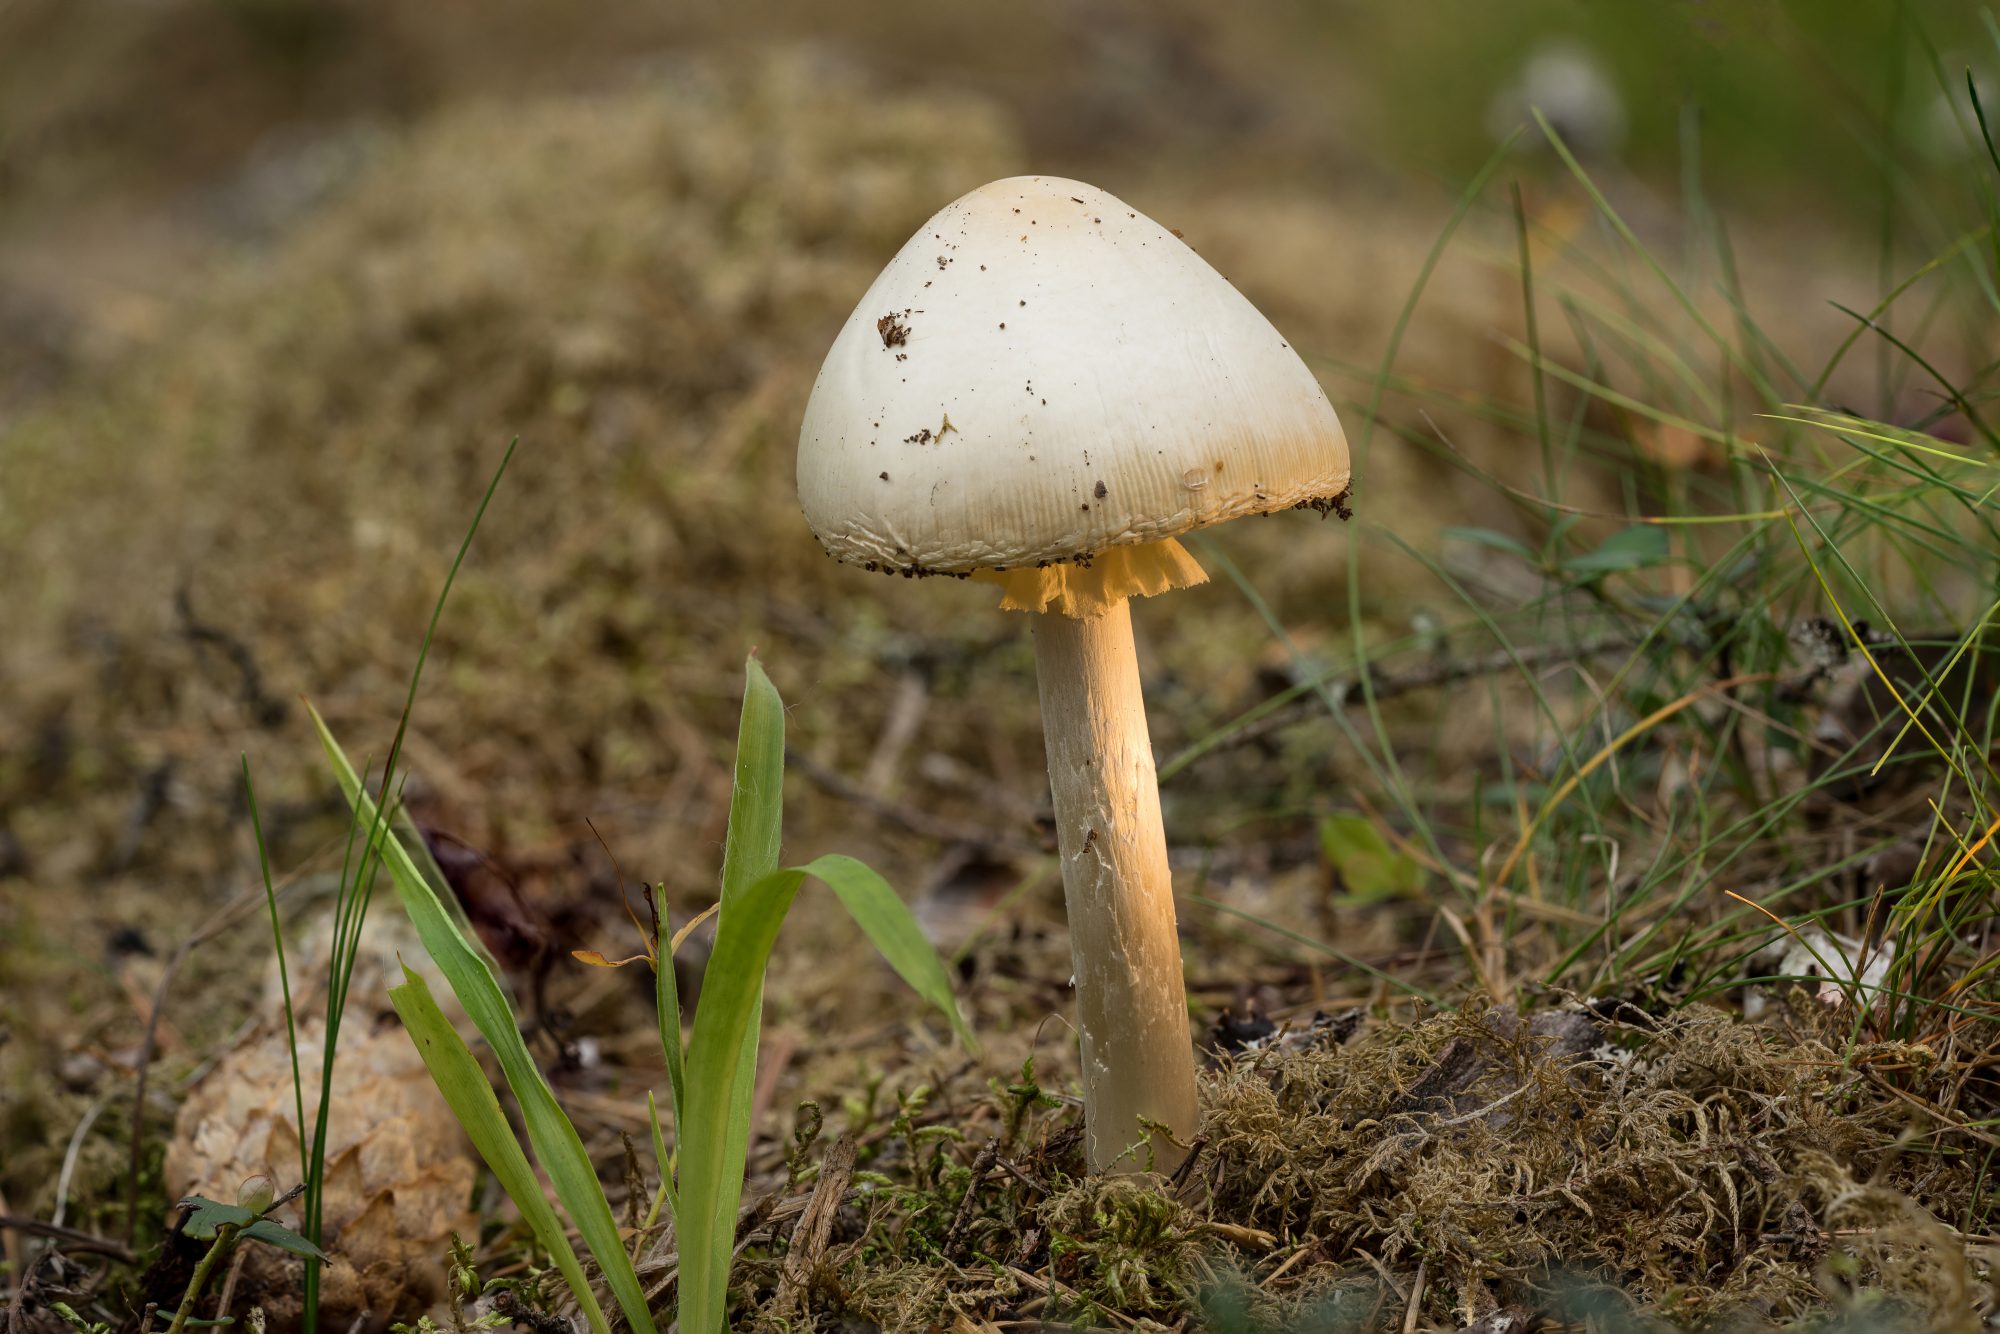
[1032,600,1199,1174]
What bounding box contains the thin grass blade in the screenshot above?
[655,884,687,1149]
[309,704,657,1334]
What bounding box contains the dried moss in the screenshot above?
[735,1001,1995,1331]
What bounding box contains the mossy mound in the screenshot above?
[704,1001,1990,1331]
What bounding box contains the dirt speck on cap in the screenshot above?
[1295,485,1353,520]
[876,312,910,349]
[1093,480,1107,499]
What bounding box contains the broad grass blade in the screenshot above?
[309,704,658,1334]
[387,967,612,1334]
[723,656,787,903]
[679,655,788,1333]
[675,852,979,1334]
[674,864,808,1334]
[812,853,979,1055]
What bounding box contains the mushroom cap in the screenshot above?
[796,175,1349,576]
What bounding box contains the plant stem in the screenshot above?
[163,1224,239,1334]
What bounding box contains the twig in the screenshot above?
[943,1138,1001,1260]
[105,760,174,875]
[1162,633,1638,777]
[861,670,930,796]
[1862,1068,2000,1150]
[1167,1134,1209,1193]
[0,1216,137,1264]
[786,746,1037,852]
[1006,1266,1136,1329]
[175,583,288,727]
[492,1289,571,1333]
[52,1097,107,1229]
[1259,1239,1315,1288]
[771,1134,857,1320]
[215,1243,249,1326]
[0,1185,16,1317]
[1352,1249,1407,1306]
[1402,1259,1427,1334]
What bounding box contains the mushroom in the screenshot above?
[796,176,1350,1173]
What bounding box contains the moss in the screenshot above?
[731,1000,1994,1331]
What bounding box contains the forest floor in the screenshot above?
[3,6,1999,1331]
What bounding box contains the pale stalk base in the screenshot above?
[1032,601,1199,1174]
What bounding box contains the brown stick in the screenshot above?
[769,1134,857,1321]
[1162,632,1639,776]
[0,1215,138,1265]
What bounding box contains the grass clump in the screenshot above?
[291,447,974,1334]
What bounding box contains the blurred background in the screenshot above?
[3,0,1997,1275]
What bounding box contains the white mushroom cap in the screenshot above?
[796,175,1350,579]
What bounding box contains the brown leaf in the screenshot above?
[570,949,650,969]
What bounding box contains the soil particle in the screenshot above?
[876,312,910,349]
[1093,480,1107,499]
[1295,484,1353,520]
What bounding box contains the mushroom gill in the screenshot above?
[973,537,1209,618]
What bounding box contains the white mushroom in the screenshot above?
[797,175,1350,1173]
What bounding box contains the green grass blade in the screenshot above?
[387,967,612,1334]
[655,885,687,1140]
[676,849,965,1334]
[1971,67,2000,184]
[724,657,787,903]
[676,864,809,1334]
[679,654,788,1333]
[241,757,308,1193]
[308,704,658,1334]
[394,807,514,1000]
[812,852,979,1055]
[645,1090,676,1226]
